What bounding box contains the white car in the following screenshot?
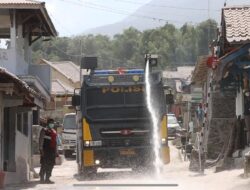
[62,113,77,158]
[167,114,181,138]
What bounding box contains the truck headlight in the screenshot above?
[84,141,90,147]
[84,140,102,147]
[95,160,100,165]
[161,138,167,144]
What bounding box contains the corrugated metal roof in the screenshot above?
[41,59,80,83]
[215,43,250,82]
[223,6,250,43]
[51,79,74,95]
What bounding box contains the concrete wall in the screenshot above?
[14,130,30,182]
[206,90,236,159]
[16,52,28,75]
[5,109,32,185]
[0,93,3,171]
[0,38,29,76]
[0,11,29,76]
[210,92,236,118]
[207,118,235,159]
[0,49,17,74]
[29,64,51,92]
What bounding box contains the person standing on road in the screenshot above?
[39,118,58,184]
[196,103,204,132]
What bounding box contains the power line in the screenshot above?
[44,38,130,65]
[84,0,220,12]
[56,0,201,25]
[48,12,75,36]
[51,42,82,57]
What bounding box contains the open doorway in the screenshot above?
[3,108,16,172]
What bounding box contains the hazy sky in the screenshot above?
[44,0,151,36]
[43,0,249,37]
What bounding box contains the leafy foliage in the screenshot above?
[32,19,217,69]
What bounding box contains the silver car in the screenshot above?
[167,114,181,138]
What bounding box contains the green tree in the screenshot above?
[196,19,218,55]
[31,19,218,69]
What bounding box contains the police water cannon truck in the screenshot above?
[72,56,172,176]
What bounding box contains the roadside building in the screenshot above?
[213,6,250,169]
[0,0,56,184]
[190,56,208,132]
[38,59,81,121]
[163,66,194,119]
[189,6,250,172]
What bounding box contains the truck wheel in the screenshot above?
[81,167,97,180]
[77,163,83,175]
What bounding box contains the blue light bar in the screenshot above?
[94,70,112,75]
[126,69,144,74]
[94,69,144,75]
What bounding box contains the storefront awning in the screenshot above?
[215,43,250,82]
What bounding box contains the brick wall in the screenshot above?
[206,91,236,159]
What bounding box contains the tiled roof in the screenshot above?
[51,79,74,95]
[223,6,250,43]
[0,0,42,8]
[41,59,80,83]
[191,56,209,85]
[0,0,57,37]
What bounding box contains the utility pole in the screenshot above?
[208,0,211,55]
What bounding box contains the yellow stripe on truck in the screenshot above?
[161,146,170,164]
[160,115,167,138]
[83,150,94,166]
[160,115,170,164]
[83,118,92,141]
[82,119,94,166]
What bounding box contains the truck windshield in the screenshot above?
[84,84,164,121]
[84,85,148,121]
[63,115,77,129]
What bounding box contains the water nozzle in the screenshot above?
[144,54,158,69]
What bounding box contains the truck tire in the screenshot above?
[81,167,97,180]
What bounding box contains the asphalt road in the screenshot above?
[6,143,250,190]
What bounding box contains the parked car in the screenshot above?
[167,113,182,138]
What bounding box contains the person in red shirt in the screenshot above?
[39,118,58,184]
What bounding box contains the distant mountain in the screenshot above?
[84,0,249,36]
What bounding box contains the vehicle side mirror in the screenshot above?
[166,94,174,105]
[72,95,80,107]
